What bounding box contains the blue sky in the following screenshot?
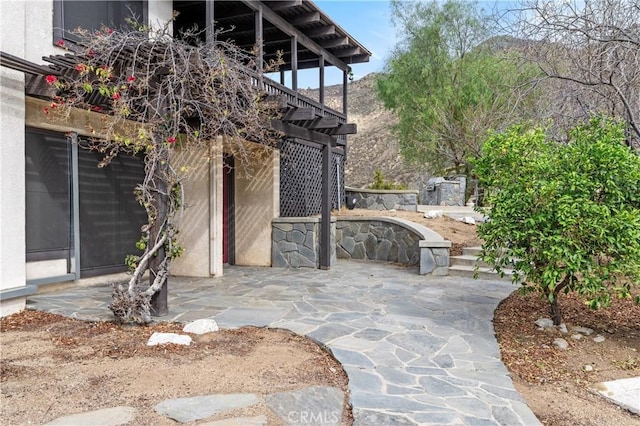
[297,0,518,88]
[316,1,397,83]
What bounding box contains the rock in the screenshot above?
[553,338,569,350]
[183,319,219,335]
[571,326,594,336]
[44,406,136,425]
[147,332,192,346]
[458,216,476,225]
[535,318,554,329]
[265,386,344,426]
[199,415,267,426]
[154,394,259,423]
[424,210,443,219]
[557,324,568,334]
[584,365,594,372]
[593,334,605,343]
[571,334,583,340]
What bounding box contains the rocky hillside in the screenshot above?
[301,73,425,189]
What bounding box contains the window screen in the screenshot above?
[78,146,146,276]
[25,129,72,260]
[55,0,145,43]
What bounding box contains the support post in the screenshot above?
[319,141,332,269]
[255,7,264,89]
[70,133,81,280]
[291,35,298,104]
[319,54,325,110]
[150,152,169,316]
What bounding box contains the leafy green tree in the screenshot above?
[474,117,640,325]
[376,0,536,174]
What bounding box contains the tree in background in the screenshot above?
[474,117,640,325]
[511,0,640,150]
[376,0,537,175]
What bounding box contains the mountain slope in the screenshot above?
[302,73,424,188]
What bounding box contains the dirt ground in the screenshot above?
[1,210,638,425]
[0,311,351,425]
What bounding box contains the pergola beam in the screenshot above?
[268,0,302,11]
[306,25,336,38]
[240,1,349,71]
[289,11,321,25]
[282,107,316,121]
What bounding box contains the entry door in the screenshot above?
[222,155,234,264]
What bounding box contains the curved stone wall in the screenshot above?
[336,217,450,275]
[272,216,450,275]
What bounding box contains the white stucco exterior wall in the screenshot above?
[234,146,280,266]
[0,1,28,316]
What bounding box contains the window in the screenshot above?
[53,0,146,44]
[25,128,72,261]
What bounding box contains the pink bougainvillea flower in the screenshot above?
[167,136,176,144]
[91,105,102,112]
[55,39,65,47]
[43,107,49,115]
[106,28,114,35]
[45,75,58,85]
[74,63,89,73]
[112,92,120,100]
[127,75,136,83]
[87,49,95,57]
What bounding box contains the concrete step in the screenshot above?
[462,246,482,257]
[448,264,514,281]
[449,254,492,269]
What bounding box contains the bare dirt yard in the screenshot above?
[1,209,638,425]
[0,311,350,425]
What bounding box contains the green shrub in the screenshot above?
[474,117,640,325]
[368,170,408,190]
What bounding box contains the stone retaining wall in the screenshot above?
[272,216,450,275]
[345,187,418,212]
[272,218,336,268]
[335,217,450,275]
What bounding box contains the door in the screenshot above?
[222,155,234,264]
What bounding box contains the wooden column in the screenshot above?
[343,68,348,116]
[150,149,169,316]
[291,35,298,103]
[205,0,215,42]
[255,7,263,88]
[319,140,333,269]
[319,54,325,109]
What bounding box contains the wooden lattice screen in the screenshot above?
[279,139,344,217]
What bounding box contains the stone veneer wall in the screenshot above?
[272,216,450,275]
[345,187,418,212]
[335,217,450,275]
[272,218,336,268]
[336,220,420,265]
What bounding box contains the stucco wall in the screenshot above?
[234,145,280,266]
[0,1,27,315]
[169,147,213,277]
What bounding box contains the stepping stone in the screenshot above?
[147,332,192,346]
[154,394,259,423]
[200,415,267,426]
[591,377,640,414]
[265,386,343,426]
[44,406,135,425]
[183,318,219,334]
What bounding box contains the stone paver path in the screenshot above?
[28,261,540,425]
